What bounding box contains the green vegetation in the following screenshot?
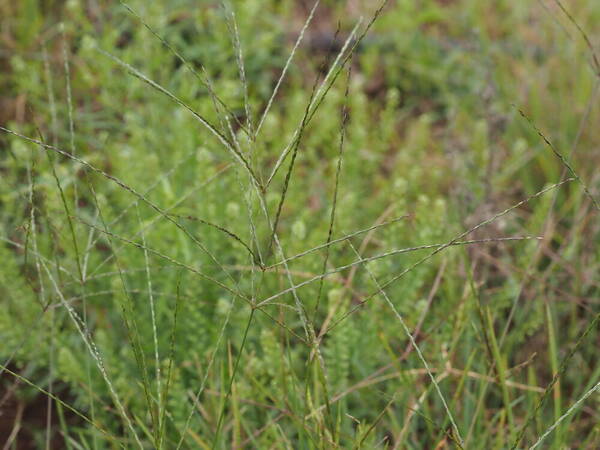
[1,0,599,448]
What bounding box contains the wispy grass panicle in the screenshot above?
[2,0,599,446]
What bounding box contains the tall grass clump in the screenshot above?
[1,0,599,448]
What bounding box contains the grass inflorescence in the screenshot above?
[1,0,599,448]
